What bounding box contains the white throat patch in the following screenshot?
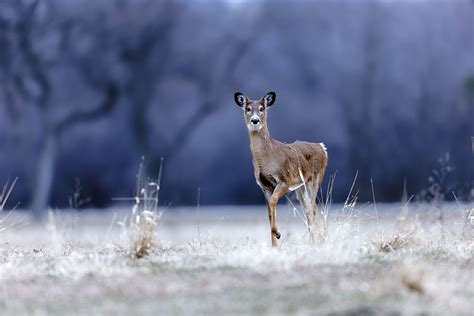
[247,123,262,132]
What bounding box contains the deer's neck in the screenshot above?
[248,125,272,155]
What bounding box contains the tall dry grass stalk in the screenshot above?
[0,178,20,233]
[465,208,474,239]
[119,159,163,258]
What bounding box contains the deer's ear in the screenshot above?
[234,92,247,108]
[262,91,276,107]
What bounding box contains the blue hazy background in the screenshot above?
[0,0,473,216]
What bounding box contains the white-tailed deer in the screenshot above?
[233,91,328,247]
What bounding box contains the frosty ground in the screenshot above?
[0,204,473,315]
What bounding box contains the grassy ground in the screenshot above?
[0,204,473,315]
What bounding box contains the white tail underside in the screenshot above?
[319,142,328,158]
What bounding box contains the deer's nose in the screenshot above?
[251,117,260,125]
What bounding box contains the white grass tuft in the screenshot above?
[118,159,163,258]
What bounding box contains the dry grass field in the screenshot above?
[0,202,473,315]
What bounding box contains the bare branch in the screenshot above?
[15,0,51,108]
[54,85,119,134]
[160,18,266,160]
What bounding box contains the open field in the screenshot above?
[0,204,473,315]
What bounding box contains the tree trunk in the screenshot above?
[31,132,57,220]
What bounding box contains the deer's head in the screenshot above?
[233,91,276,132]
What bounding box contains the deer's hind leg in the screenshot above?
[296,185,315,240]
[310,174,322,217]
[296,187,310,226]
[296,175,321,243]
[309,174,324,240]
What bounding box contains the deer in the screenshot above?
[233,91,328,247]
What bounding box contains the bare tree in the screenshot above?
[112,2,264,174]
[0,0,119,218]
[337,0,385,199]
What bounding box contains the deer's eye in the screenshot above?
[246,107,251,112]
[259,107,264,113]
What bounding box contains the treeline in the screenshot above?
[0,0,472,214]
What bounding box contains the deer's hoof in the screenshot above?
[273,230,281,239]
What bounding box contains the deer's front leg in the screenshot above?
[267,182,289,247]
[263,190,278,247]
